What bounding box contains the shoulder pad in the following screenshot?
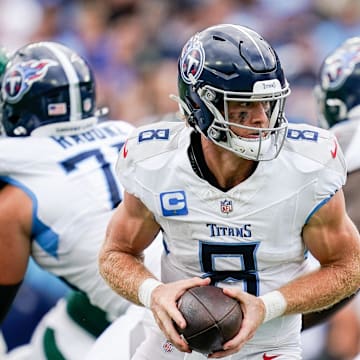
[115,121,188,180]
[284,123,346,173]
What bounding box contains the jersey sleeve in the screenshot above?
[114,122,183,198]
[115,127,140,197]
[307,133,347,222]
[316,133,346,195]
[284,124,347,222]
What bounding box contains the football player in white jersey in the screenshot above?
[98,24,360,359]
[316,36,360,231]
[0,41,161,360]
[309,36,360,360]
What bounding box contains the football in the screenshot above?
[176,285,243,354]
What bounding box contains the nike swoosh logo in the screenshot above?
[263,354,280,360]
[123,140,128,158]
[330,139,338,159]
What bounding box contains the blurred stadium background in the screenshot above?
[1,0,360,358]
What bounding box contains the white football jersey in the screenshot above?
[0,120,134,319]
[331,119,360,172]
[116,121,346,348]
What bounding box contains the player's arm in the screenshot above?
[0,185,32,323]
[281,189,360,315]
[301,171,360,330]
[99,190,162,305]
[213,190,360,359]
[301,290,359,330]
[99,190,210,353]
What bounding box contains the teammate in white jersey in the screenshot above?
[98,24,360,359]
[309,36,360,360]
[0,41,160,360]
[316,36,360,230]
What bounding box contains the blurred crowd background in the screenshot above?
[1,0,360,358]
[2,0,360,126]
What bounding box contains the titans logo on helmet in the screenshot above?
[180,35,205,85]
[2,59,57,104]
[321,47,360,90]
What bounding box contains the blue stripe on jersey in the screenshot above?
[0,176,59,258]
[304,194,334,225]
[32,219,59,258]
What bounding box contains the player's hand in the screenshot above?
[208,288,265,358]
[150,276,211,353]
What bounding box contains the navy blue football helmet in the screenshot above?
[1,41,96,137]
[315,37,360,129]
[174,24,290,161]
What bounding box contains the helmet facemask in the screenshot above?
[175,79,290,161]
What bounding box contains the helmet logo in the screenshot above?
[2,59,57,103]
[180,35,205,84]
[322,49,360,90]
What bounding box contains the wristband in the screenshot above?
[138,278,163,308]
[259,290,287,323]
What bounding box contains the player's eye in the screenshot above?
[261,101,271,112]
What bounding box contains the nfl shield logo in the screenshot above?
[220,199,233,214]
